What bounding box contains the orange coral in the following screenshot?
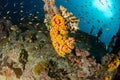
[105,76,111,80]
[108,58,120,72]
[0,66,16,79]
[50,14,75,57]
[51,14,65,27]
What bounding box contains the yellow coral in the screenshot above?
[50,14,75,57]
[56,35,63,41]
[32,61,49,76]
[105,76,111,80]
[108,58,120,72]
[52,14,65,27]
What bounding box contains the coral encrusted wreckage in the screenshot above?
[0,0,120,80]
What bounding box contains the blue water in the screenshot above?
[56,0,120,45]
[0,0,120,46]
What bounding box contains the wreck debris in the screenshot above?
[60,5,80,33]
[43,0,59,18]
[43,0,80,33]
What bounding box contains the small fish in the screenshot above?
[4,2,8,7]
[82,4,87,8]
[20,6,24,8]
[65,0,69,2]
[87,48,90,50]
[20,2,24,5]
[10,25,17,31]
[20,10,23,13]
[85,12,89,14]
[20,18,24,21]
[36,23,39,26]
[7,11,10,14]
[105,45,109,50]
[28,21,33,25]
[8,17,11,19]
[29,13,32,16]
[33,5,36,7]
[32,19,35,21]
[36,11,40,14]
[105,27,110,30]
[38,30,42,32]
[34,16,38,19]
[95,34,98,37]
[104,36,106,38]
[83,20,89,24]
[3,16,7,19]
[13,11,17,14]
[110,17,114,20]
[97,20,100,23]
[14,3,16,7]
[99,0,104,5]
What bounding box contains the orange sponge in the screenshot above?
[50,14,75,57]
[108,58,120,72]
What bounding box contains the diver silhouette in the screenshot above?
[111,34,120,54]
